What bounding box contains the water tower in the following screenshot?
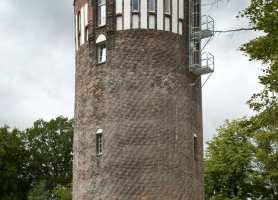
[73,0,214,199]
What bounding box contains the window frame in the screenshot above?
[96,34,107,64]
[98,44,106,63]
[85,26,89,42]
[98,134,102,155]
[132,0,139,12]
[149,0,155,12]
[77,11,81,47]
[78,11,81,31]
[194,134,198,161]
[98,0,106,26]
[164,0,170,14]
[96,129,103,155]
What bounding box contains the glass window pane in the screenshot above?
[102,45,106,62]
[99,135,102,154]
[165,0,170,14]
[149,0,155,12]
[99,45,106,63]
[78,12,81,30]
[101,5,106,25]
[133,0,139,11]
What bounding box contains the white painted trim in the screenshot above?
[97,128,104,134]
[157,0,163,30]
[165,17,170,31]
[179,21,183,35]
[124,0,130,29]
[141,0,147,29]
[179,0,184,19]
[132,14,139,29]
[116,0,122,14]
[172,0,178,33]
[117,16,123,30]
[96,34,106,44]
[149,15,155,29]
[85,3,88,25]
[75,14,78,50]
[81,7,84,45]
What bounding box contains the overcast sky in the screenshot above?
[0,0,264,148]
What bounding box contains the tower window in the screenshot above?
[77,11,81,47]
[133,0,139,12]
[149,0,155,12]
[96,34,107,63]
[98,0,106,26]
[98,134,102,154]
[85,26,88,42]
[96,129,103,155]
[165,0,170,14]
[98,45,106,63]
[194,134,198,161]
[78,11,81,31]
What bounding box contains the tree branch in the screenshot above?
[214,26,264,33]
[202,0,230,8]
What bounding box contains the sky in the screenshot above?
[0,0,264,149]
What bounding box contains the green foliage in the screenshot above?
[23,116,74,193]
[205,118,255,200]
[0,125,30,200]
[252,122,278,199]
[205,116,278,199]
[205,2,278,197]
[27,180,51,200]
[53,182,72,200]
[238,0,278,126]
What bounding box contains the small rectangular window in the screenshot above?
[98,0,106,26]
[194,134,198,161]
[133,0,139,12]
[99,134,102,154]
[85,27,88,41]
[78,12,81,31]
[78,33,81,47]
[98,44,106,63]
[165,0,170,14]
[149,0,155,12]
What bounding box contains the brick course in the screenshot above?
[73,0,205,199]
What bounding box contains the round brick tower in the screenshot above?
[73,0,205,199]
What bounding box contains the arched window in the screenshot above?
[96,34,106,63]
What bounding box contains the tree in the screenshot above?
[209,0,278,126]
[250,119,278,199]
[23,116,74,194]
[204,118,255,200]
[0,126,30,200]
[27,180,51,200]
[238,0,278,127]
[53,182,72,200]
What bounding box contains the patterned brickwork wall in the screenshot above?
[73,0,204,199]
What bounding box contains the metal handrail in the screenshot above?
[201,15,214,32]
[201,52,214,70]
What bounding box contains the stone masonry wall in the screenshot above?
[73,0,205,199]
